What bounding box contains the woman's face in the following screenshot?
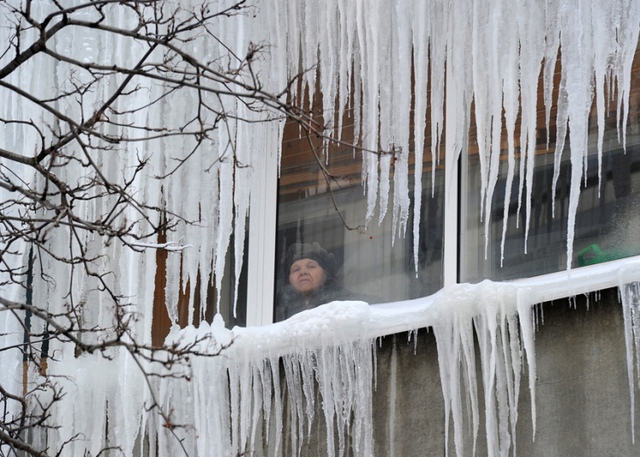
[289,258,326,294]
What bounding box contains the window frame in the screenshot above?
[245,148,279,326]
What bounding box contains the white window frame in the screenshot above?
[443,62,460,288]
[245,148,279,326]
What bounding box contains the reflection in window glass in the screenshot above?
[275,106,444,321]
[151,229,247,343]
[461,49,640,282]
[181,232,248,327]
[216,232,248,327]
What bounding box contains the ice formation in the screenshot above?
[22,260,640,457]
[1,0,640,456]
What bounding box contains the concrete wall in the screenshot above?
[372,287,640,456]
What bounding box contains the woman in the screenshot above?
[275,242,355,321]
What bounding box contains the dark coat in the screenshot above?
[274,283,358,321]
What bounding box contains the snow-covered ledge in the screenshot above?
[368,256,640,338]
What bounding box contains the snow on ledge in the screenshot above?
[222,256,640,349]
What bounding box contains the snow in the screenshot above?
[1,0,640,456]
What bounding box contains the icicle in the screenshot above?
[387,336,398,456]
[317,0,339,157]
[336,0,356,141]
[473,283,523,457]
[375,0,394,227]
[558,0,596,269]
[513,0,545,257]
[445,0,474,207]
[432,306,479,457]
[378,155,392,225]
[357,0,381,226]
[410,0,430,272]
[213,124,235,313]
[592,2,615,197]
[613,0,640,150]
[518,293,538,438]
[390,1,412,240]
[619,265,640,444]
[231,100,255,318]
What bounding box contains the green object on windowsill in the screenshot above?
[576,243,632,267]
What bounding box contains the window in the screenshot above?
[461,51,640,282]
[274,90,445,322]
[248,41,640,326]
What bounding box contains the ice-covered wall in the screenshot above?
[38,259,640,456]
[1,0,640,456]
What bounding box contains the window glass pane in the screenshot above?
[275,107,444,321]
[461,48,640,282]
[152,229,247,344]
[215,232,248,328]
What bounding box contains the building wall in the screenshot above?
[371,287,640,456]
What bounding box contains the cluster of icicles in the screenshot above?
[28,271,640,457]
[1,0,640,456]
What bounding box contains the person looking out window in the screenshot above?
[275,242,360,321]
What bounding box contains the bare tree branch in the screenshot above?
[0,1,379,455]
